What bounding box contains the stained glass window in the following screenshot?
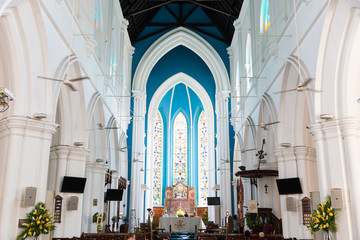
[94,0,103,31]
[198,111,209,205]
[153,111,163,205]
[245,33,253,93]
[260,0,270,33]
[174,113,187,184]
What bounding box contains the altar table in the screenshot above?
[159,217,206,232]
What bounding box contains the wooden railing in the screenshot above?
[195,233,285,240]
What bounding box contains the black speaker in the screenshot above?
[207,197,220,205]
[60,176,87,193]
[105,189,123,201]
[276,177,302,195]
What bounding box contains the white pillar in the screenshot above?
[274,146,316,239]
[308,120,355,240]
[0,116,57,240]
[51,145,89,238]
[129,90,146,232]
[215,91,231,220]
[338,117,360,240]
[82,161,107,233]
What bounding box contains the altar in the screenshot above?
[159,217,206,232]
[164,181,196,215]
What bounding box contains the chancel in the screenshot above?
[1,1,360,240]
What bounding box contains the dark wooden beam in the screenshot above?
[183,5,197,21]
[185,25,229,44]
[179,2,183,24]
[132,7,163,43]
[148,22,214,26]
[201,8,231,43]
[125,0,175,18]
[165,5,180,21]
[187,0,234,18]
[134,26,174,44]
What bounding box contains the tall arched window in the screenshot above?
[245,33,253,93]
[94,0,103,31]
[198,111,208,206]
[153,111,163,205]
[260,0,270,33]
[174,112,187,184]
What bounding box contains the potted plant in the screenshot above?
[245,213,264,233]
[307,196,337,240]
[17,202,55,240]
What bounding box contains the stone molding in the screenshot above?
[0,115,58,140]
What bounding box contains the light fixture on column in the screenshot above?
[96,158,104,163]
[33,113,47,119]
[74,142,84,146]
[280,143,291,148]
[320,114,334,121]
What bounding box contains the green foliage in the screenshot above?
[245,213,264,232]
[202,210,208,224]
[16,202,55,240]
[307,195,337,233]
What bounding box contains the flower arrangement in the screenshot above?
[176,208,185,217]
[307,196,337,234]
[17,202,55,240]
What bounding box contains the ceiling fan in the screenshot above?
[38,2,89,92]
[38,75,89,91]
[88,123,122,131]
[273,78,320,94]
[117,146,128,152]
[246,121,280,130]
[240,148,257,153]
[220,158,241,164]
[132,159,144,163]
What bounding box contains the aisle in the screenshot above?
[170,232,195,240]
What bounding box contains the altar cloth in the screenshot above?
[159,217,206,232]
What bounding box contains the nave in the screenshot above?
[1,0,360,240]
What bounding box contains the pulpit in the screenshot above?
[164,181,196,215]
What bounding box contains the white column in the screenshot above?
[308,120,354,240]
[274,146,316,239]
[82,161,107,233]
[215,91,231,220]
[0,116,57,240]
[129,90,146,232]
[338,117,360,240]
[52,146,89,238]
[308,123,329,196]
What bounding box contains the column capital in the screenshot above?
[129,46,135,57]
[227,46,234,57]
[68,146,90,161]
[215,91,230,102]
[0,115,58,140]
[120,18,129,31]
[233,18,242,32]
[51,145,71,158]
[338,117,360,137]
[86,161,108,173]
[274,148,295,163]
[132,90,146,102]
[294,146,316,161]
[307,122,325,142]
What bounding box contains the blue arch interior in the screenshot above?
[127,6,237,218]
